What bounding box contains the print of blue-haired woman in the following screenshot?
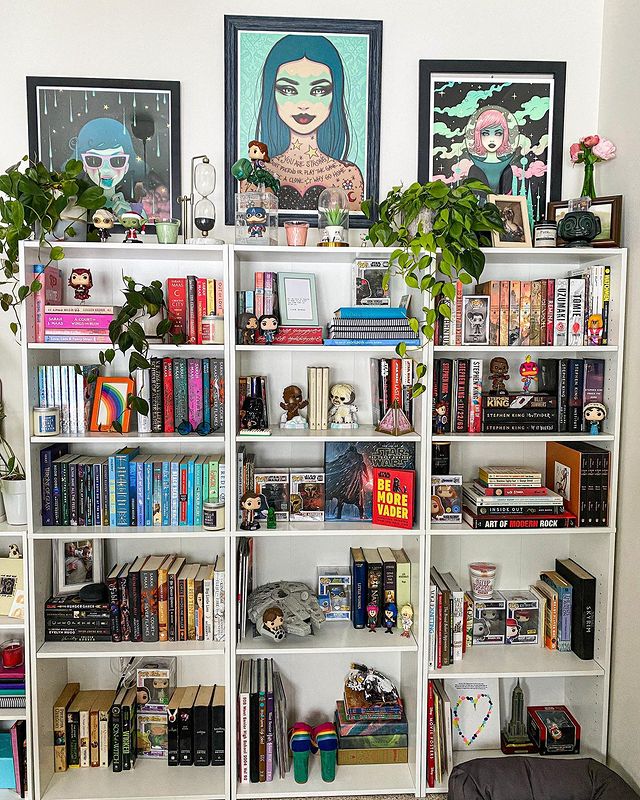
[75,117,147,218]
[249,34,364,211]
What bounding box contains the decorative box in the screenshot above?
[137,710,168,759]
[473,593,506,645]
[527,705,581,754]
[431,475,463,523]
[501,589,539,645]
[318,567,351,620]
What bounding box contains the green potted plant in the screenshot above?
[0,390,26,526]
[362,179,503,392]
[0,156,105,336]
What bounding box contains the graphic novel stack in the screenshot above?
[326,307,419,346]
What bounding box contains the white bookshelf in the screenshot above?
[17,241,625,800]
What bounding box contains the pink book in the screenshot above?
[0,664,25,679]
[10,721,23,796]
[34,265,63,343]
[44,312,111,329]
[546,279,555,346]
[264,272,275,315]
[44,333,111,343]
[187,358,203,429]
[254,272,264,318]
[215,279,224,316]
[166,278,187,340]
[196,278,208,345]
[455,280,464,345]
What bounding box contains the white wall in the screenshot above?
[598,0,640,790]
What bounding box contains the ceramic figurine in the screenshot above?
[246,206,268,238]
[92,208,116,242]
[489,356,510,394]
[239,396,266,430]
[280,385,308,429]
[258,314,279,345]
[400,604,413,638]
[248,140,270,170]
[584,401,607,435]
[238,312,259,345]
[120,210,146,243]
[433,401,448,435]
[519,355,539,393]
[240,491,262,531]
[328,383,358,428]
[267,507,277,529]
[366,603,378,632]
[68,267,93,302]
[383,602,397,634]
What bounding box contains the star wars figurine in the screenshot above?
[584,401,607,435]
[366,603,378,633]
[92,208,116,242]
[400,604,413,638]
[258,314,279,345]
[240,491,262,531]
[68,267,93,302]
[120,210,146,243]
[383,602,397,634]
[489,356,510,394]
[239,396,266,430]
[519,355,539,393]
[247,207,268,238]
[238,312,259,345]
[280,385,308,429]
[329,383,358,428]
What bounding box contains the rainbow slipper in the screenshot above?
[289,723,315,783]
[313,722,338,782]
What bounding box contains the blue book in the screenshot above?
[194,456,204,527]
[108,453,117,526]
[133,456,146,527]
[170,456,181,527]
[114,447,140,526]
[334,307,407,319]
[202,359,211,431]
[179,457,189,526]
[541,571,573,652]
[144,459,154,526]
[0,732,15,790]
[161,458,171,527]
[39,444,68,526]
[186,456,196,526]
[37,365,47,406]
[350,547,367,629]
[323,338,420,347]
[129,459,138,526]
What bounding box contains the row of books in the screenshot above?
[166,276,224,343]
[46,553,225,643]
[433,357,605,434]
[237,658,288,783]
[236,272,279,320]
[0,722,26,797]
[40,444,226,528]
[426,679,451,788]
[326,307,419,346]
[137,356,225,434]
[307,366,330,429]
[350,547,411,631]
[370,356,416,425]
[37,364,99,435]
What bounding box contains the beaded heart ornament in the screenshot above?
[451,693,494,747]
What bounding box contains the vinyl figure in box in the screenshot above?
[506,618,520,643]
[400,603,413,638]
[366,603,378,632]
[280,385,308,429]
[240,491,262,530]
[238,312,259,345]
[258,313,279,345]
[584,401,607,435]
[519,355,538,393]
[247,207,268,238]
[383,602,397,634]
[489,356,510,394]
[68,267,93,302]
[329,383,358,428]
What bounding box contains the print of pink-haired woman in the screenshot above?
[465,105,519,193]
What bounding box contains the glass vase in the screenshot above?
[580,161,597,200]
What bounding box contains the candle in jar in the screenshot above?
[1,640,24,669]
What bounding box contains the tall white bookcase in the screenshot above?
[17,240,626,800]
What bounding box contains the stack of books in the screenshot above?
[37,364,100,435]
[370,357,416,426]
[167,685,225,767]
[0,663,25,709]
[546,442,610,527]
[42,304,116,344]
[307,366,329,429]
[39,444,225,528]
[138,356,225,434]
[166,276,224,344]
[237,658,289,783]
[45,594,111,643]
[325,307,419,346]
[428,567,467,668]
[463,466,577,529]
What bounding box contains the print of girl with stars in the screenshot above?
[464,105,520,194]
[249,34,364,212]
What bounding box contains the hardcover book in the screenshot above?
[371,468,415,529]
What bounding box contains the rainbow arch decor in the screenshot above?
[89,377,135,433]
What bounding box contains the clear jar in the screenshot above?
[317,187,349,246]
[235,191,278,246]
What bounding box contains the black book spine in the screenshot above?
[179,705,194,765]
[77,463,86,526]
[599,451,610,526]
[537,358,558,394]
[249,686,259,782]
[149,358,164,433]
[167,703,180,765]
[567,359,584,432]
[60,460,70,526]
[69,461,78,525]
[66,710,80,767]
[481,423,557,433]
[40,448,53,526]
[193,703,210,766]
[437,358,452,433]
[111,703,122,772]
[432,358,441,432]
[481,409,558,422]
[128,570,143,643]
[211,701,225,765]
[52,460,62,526]
[366,562,383,627]
[558,358,569,432]
[107,575,122,643]
[555,559,596,660]
[121,702,131,771]
[85,464,93,526]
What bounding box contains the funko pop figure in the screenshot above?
[587,313,604,345]
[519,354,539,393]
[262,606,285,640]
[400,603,413,638]
[366,603,378,632]
[489,356,510,394]
[248,140,270,169]
[506,617,520,643]
[329,383,358,427]
[92,208,116,242]
[584,401,607,435]
[279,384,308,428]
[68,267,93,302]
[240,490,262,530]
[120,210,146,243]
[258,313,279,345]
[246,206,268,238]
[434,401,448,434]
[238,312,259,345]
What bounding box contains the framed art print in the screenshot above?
[89,377,135,433]
[224,15,382,226]
[277,272,318,326]
[548,195,622,247]
[53,539,103,596]
[418,60,566,224]
[26,76,181,226]
[489,195,533,248]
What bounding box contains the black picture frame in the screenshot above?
[418,60,566,223]
[26,76,182,228]
[224,15,382,227]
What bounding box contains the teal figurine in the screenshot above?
[267,507,277,529]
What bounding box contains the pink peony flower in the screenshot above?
[593,138,617,160]
[570,143,582,163]
[581,135,600,148]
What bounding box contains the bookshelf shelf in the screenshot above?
[232,521,420,538]
[237,344,407,352]
[0,614,24,630]
[31,525,225,539]
[428,523,615,536]
[236,424,421,442]
[433,345,619,354]
[30,432,226,444]
[36,640,225,659]
[237,623,418,655]
[434,432,615,442]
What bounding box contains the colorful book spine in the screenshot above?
[163,358,175,433]
[187,359,203,429]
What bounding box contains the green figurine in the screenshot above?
[267,507,277,529]
[231,140,281,195]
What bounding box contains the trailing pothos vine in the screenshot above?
[362,178,504,395]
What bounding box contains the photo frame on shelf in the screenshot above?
[489,194,533,248]
[548,195,622,247]
[224,15,382,227]
[89,376,135,433]
[418,60,566,224]
[277,272,318,326]
[52,539,103,596]
[26,76,182,226]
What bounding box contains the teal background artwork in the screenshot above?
[238,30,369,173]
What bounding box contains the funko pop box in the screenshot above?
[501,589,539,645]
[473,593,506,645]
[527,705,581,754]
[136,658,177,712]
[431,475,463,523]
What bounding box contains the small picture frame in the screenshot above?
[277,272,318,327]
[548,195,622,247]
[89,376,135,433]
[53,539,103,596]
[461,295,490,346]
[489,194,532,248]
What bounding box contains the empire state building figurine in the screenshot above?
[501,679,537,754]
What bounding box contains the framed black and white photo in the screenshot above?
[27,76,181,226]
[52,539,103,597]
[277,272,318,326]
[489,194,533,248]
[462,295,490,346]
[418,60,566,224]
[224,15,382,226]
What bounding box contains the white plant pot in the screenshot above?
[324,225,345,243]
[0,479,27,526]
